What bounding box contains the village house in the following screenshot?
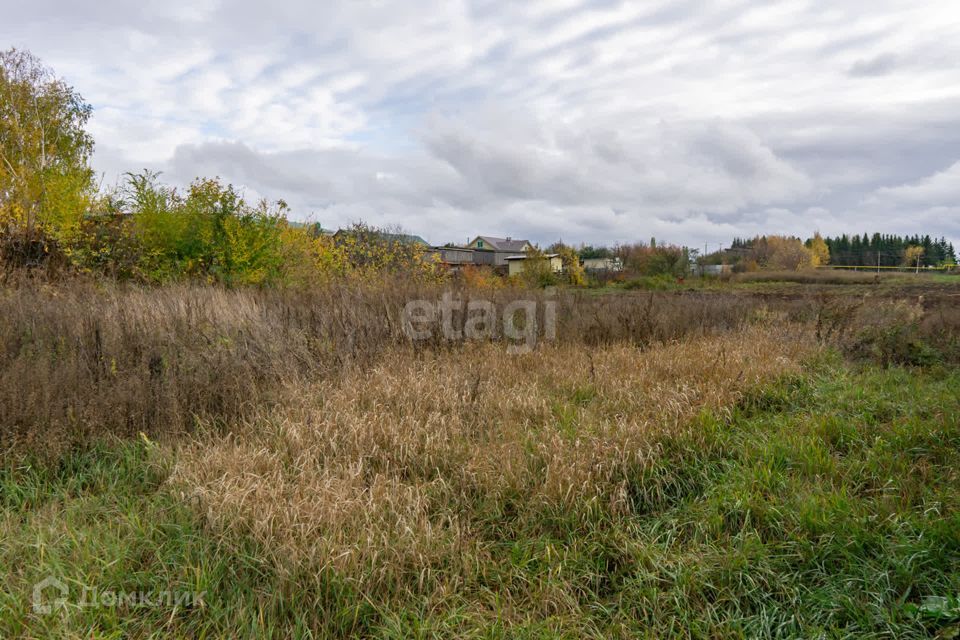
[330,230,548,272]
[466,236,534,266]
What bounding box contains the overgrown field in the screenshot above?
[1,278,959,638]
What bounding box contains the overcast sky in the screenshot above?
[5,0,960,248]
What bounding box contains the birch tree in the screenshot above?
[0,48,94,260]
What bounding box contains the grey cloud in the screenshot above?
[872,161,960,205]
[423,111,811,212]
[847,53,899,77]
[163,110,814,246]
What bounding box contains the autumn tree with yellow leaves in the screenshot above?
[742,235,817,271]
[806,232,831,266]
[0,48,95,267]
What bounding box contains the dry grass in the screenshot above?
[171,323,817,612]
[0,278,779,455]
[4,275,955,458]
[4,277,960,636]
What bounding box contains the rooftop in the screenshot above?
[472,236,532,252]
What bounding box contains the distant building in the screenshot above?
[430,246,475,269]
[582,257,623,272]
[466,236,534,266]
[692,264,732,276]
[505,253,563,277]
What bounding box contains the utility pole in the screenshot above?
[916,254,921,274]
[877,251,881,274]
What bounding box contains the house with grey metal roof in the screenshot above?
[466,236,534,266]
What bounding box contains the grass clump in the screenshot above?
[647,360,960,637]
[621,274,682,291]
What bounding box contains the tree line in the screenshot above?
[821,233,956,267]
[730,233,957,268]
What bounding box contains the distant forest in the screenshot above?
[730,234,957,267]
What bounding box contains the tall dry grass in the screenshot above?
[2,276,954,456]
[171,323,817,613]
[0,279,780,454]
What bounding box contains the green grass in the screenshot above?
[630,359,960,638]
[3,357,960,638]
[0,441,373,638]
[926,273,960,284]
